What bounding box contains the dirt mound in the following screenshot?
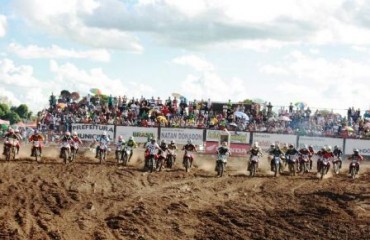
[0,150,369,240]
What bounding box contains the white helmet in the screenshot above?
[102,131,107,136]
[73,131,77,136]
[118,136,123,141]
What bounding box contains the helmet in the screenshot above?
[66,131,71,136]
[334,145,338,149]
[304,144,308,149]
[73,131,77,136]
[161,140,166,144]
[275,144,280,149]
[188,139,192,144]
[308,145,313,148]
[102,131,107,136]
[354,149,359,153]
[170,140,175,144]
[222,141,227,146]
[129,136,133,141]
[270,144,275,148]
[34,129,39,135]
[151,138,156,143]
[118,136,123,141]
[9,129,14,134]
[253,142,259,148]
[14,129,19,133]
[327,146,332,151]
[289,144,294,148]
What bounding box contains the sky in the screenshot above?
[0,0,369,115]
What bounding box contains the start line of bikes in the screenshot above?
[2,139,362,179]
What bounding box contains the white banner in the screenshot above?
[160,128,204,145]
[345,139,370,156]
[115,126,157,143]
[298,136,344,152]
[206,130,250,144]
[71,124,114,141]
[252,133,297,149]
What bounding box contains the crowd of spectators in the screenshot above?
[34,92,370,139]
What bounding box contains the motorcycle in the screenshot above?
[272,155,281,177]
[287,154,298,176]
[147,147,157,173]
[115,143,124,164]
[70,141,79,162]
[216,153,228,177]
[320,158,330,179]
[349,159,360,179]
[156,150,167,172]
[60,141,71,164]
[98,142,108,164]
[299,154,310,173]
[31,141,42,162]
[4,138,18,161]
[166,149,175,169]
[122,146,132,166]
[332,157,341,175]
[183,150,192,173]
[249,155,259,177]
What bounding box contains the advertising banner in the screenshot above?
[298,136,344,152]
[72,124,114,141]
[204,141,250,156]
[344,139,370,156]
[160,128,204,145]
[115,126,157,143]
[252,133,297,149]
[206,130,250,144]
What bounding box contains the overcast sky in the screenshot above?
[0,0,369,115]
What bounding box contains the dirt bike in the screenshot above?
[287,154,298,176]
[60,141,71,164]
[320,158,330,179]
[332,157,341,175]
[70,141,79,162]
[183,150,192,173]
[4,138,17,161]
[249,155,259,177]
[147,154,157,173]
[349,159,360,179]
[299,154,310,173]
[115,143,124,164]
[122,146,132,166]
[271,155,281,177]
[215,153,228,177]
[156,150,167,172]
[166,149,175,169]
[31,141,42,162]
[98,142,108,164]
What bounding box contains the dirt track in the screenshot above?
[0,147,369,240]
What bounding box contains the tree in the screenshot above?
[15,104,29,119]
[0,103,10,118]
[4,112,21,125]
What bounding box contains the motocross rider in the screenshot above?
[71,131,83,153]
[308,145,315,170]
[126,136,137,162]
[247,142,263,171]
[167,140,178,162]
[299,145,311,172]
[285,144,299,164]
[333,145,343,169]
[215,141,230,171]
[28,130,44,156]
[95,131,110,158]
[145,138,160,169]
[3,128,22,155]
[59,131,73,158]
[269,144,283,171]
[182,139,197,167]
[321,146,334,174]
[348,149,363,174]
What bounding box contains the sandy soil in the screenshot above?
[0,146,369,240]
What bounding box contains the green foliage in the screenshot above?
[242,99,254,105]
[0,102,32,124]
[15,104,29,119]
[4,112,21,125]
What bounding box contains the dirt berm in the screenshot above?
[0,148,369,240]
